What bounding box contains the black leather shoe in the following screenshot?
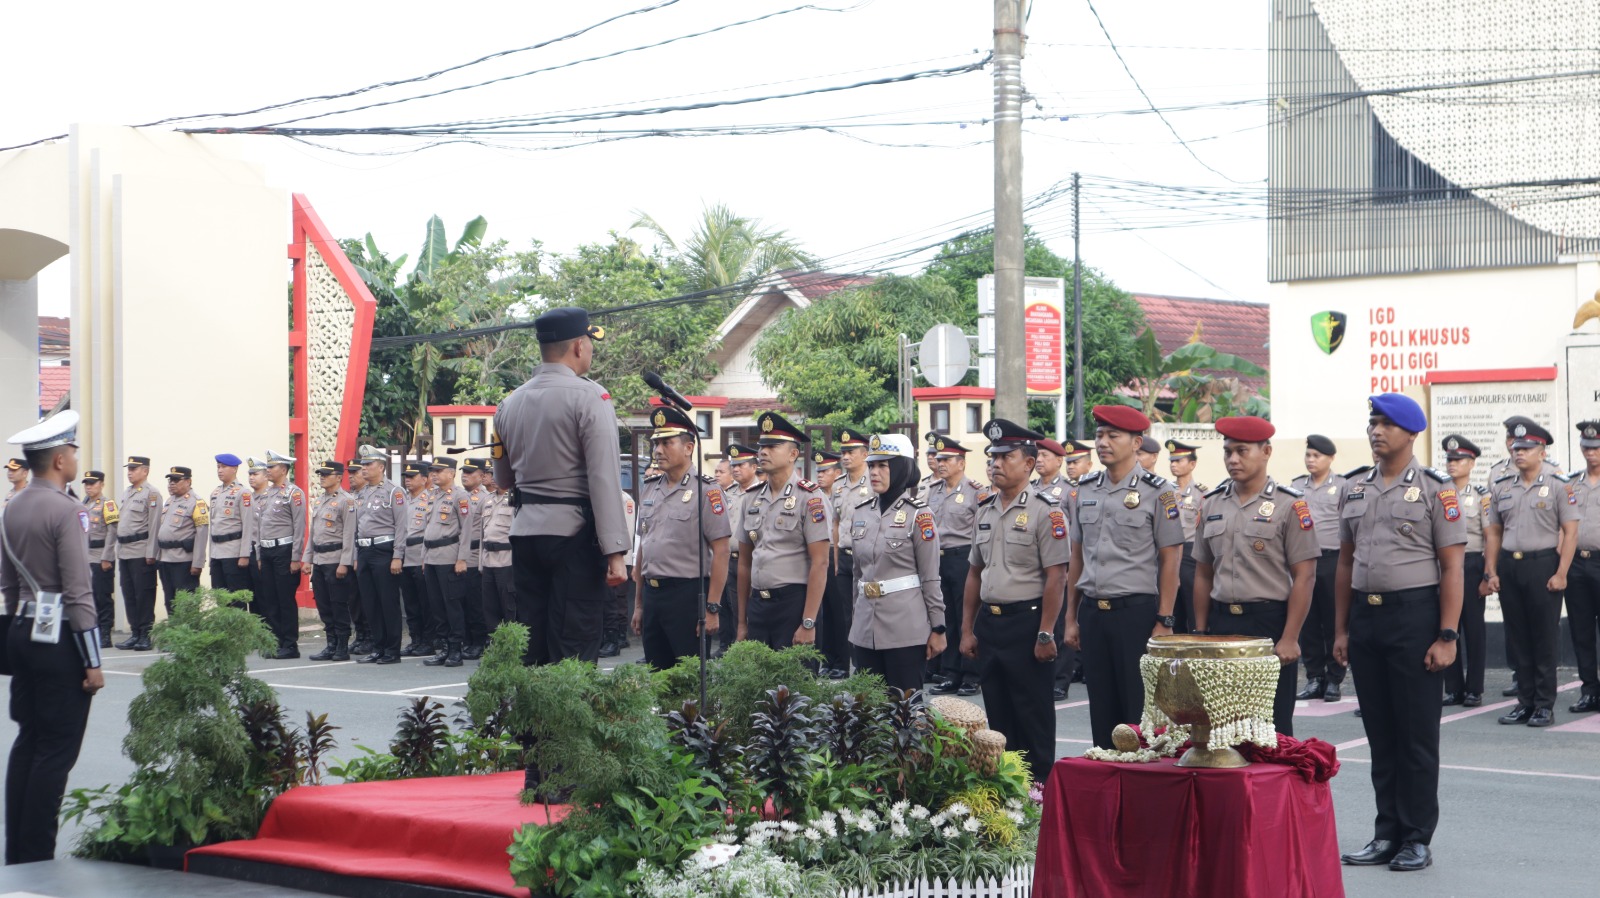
[1501,683,1519,697]
[1498,705,1533,725]
[957,683,980,696]
[1353,708,1362,718]
[309,644,337,661]
[444,647,464,668]
[1441,692,1463,706]
[272,645,300,660]
[401,642,431,657]
[1295,677,1324,701]
[1569,694,1600,713]
[1341,839,1399,866]
[356,652,382,664]
[423,651,448,667]
[133,635,153,652]
[375,652,401,665]
[1527,708,1555,727]
[1387,841,1432,871]
[597,637,621,659]
[115,634,139,650]
[929,679,959,695]
[350,638,374,656]
[99,635,113,649]
[1323,681,1342,702]
[1462,693,1482,707]
[461,644,485,661]
[1053,685,1069,701]
[828,668,848,680]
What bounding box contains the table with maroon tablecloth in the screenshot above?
[1033,756,1344,898]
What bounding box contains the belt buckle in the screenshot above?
[1229,603,1243,615]
[758,589,772,600]
[989,603,1002,615]
[1367,594,1383,606]
[1583,550,1594,559]
[648,578,661,588]
[1096,599,1111,611]
[864,582,882,599]
[1512,551,1524,560]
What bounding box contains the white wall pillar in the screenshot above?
[0,277,40,438]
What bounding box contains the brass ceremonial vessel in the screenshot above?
[1146,635,1277,769]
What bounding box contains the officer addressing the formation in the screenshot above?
[849,433,944,693]
[1165,439,1205,635]
[80,470,115,646]
[304,461,357,662]
[256,450,307,659]
[927,436,985,697]
[960,419,1069,783]
[739,412,830,650]
[1568,421,1600,714]
[0,410,104,865]
[156,465,208,614]
[1333,393,1464,872]
[493,306,629,665]
[1293,434,1348,702]
[1064,406,1184,750]
[1439,435,1489,707]
[208,454,254,598]
[1483,419,1577,728]
[1191,416,1317,736]
[632,406,731,670]
[109,455,160,652]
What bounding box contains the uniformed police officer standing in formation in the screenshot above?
[814,450,841,493]
[1165,439,1206,634]
[110,455,161,652]
[155,466,208,613]
[1064,406,1185,749]
[1333,393,1464,872]
[208,454,254,599]
[1136,436,1162,477]
[961,419,1069,783]
[342,462,373,655]
[849,434,944,693]
[1033,439,1068,496]
[1484,420,1578,728]
[718,444,759,656]
[1191,416,1317,736]
[927,437,985,697]
[245,456,270,621]
[255,450,307,659]
[824,428,870,678]
[1487,415,1561,704]
[479,464,517,634]
[631,407,731,670]
[815,449,849,676]
[0,411,105,865]
[919,433,940,494]
[1567,421,1600,714]
[1063,439,1094,483]
[1293,434,1348,702]
[399,462,435,655]
[456,459,492,659]
[1439,435,1489,707]
[304,461,357,662]
[2,458,26,509]
[420,457,474,668]
[738,412,831,650]
[493,307,630,665]
[351,446,407,665]
[81,470,115,646]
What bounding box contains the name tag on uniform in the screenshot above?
[1081,499,1098,506]
[1205,514,1223,521]
[978,522,991,531]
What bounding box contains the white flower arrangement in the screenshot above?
[1137,654,1281,751]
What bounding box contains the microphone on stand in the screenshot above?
[643,371,694,411]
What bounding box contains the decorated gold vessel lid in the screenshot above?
[1146,634,1275,659]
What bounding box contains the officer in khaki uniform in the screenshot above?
[155,466,208,615]
[928,437,986,696]
[1166,439,1206,634]
[632,407,731,669]
[353,446,407,664]
[1333,393,1464,872]
[1063,439,1095,484]
[343,461,373,654]
[1033,439,1069,497]
[480,467,516,632]
[399,462,435,655]
[1567,421,1600,714]
[208,454,254,598]
[1191,417,1318,736]
[81,471,115,646]
[256,450,308,659]
[718,444,758,655]
[1440,435,1490,707]
[849,433,945,693]
[961,419,1070,782]
[3,458,26,510]
[304,461,358,662]
[1064,406,1185,750]
[1292,434,1348,701]
[422,457,477,668]
[111,455,162,652]
[738,412,831,650]
[824,428,870,677]
[458,459,491,658]
[1484,420,1578,728]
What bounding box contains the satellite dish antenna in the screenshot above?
[918,323,971,388]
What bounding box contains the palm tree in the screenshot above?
[630,203,815,294]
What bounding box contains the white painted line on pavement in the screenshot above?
[253,661,358,674]
[1334,678,1582,752]
[396,682,470,692]
[1339,757,1600,782]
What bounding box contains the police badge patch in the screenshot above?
[1439,488,1460,522]
[707,489,725,515]
[807,496,825,523]
[1292,499,1314,531]
[1049,509,1067,540]
[916,511,935,541]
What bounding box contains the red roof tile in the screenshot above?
[775,270,876,300]
[722,397,795,419]
[39,365,69,411]
[1130,294,1270,391]
[38,316,69,355]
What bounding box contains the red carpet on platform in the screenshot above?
[188,771,568,898]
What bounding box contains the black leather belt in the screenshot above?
[644,576,699,589]
[312,542,343,553]
[1084,594,1157,612]
[1211,599,1285,617]
[840,548,854,556]
[118,531,149,543]
[470,539,481,550]
[983,600,1041,616]
[88,539,106,549]
[483,540,512,552]
[1501,548,1556,561]
[1355,585,1437,608]
[514,491,591,510]
[424,537,459,549]
[1579,549,1598,560]
[406,535,424,546]
[158,538,195,552]
[212,531,243,543]
[941,546,970,557]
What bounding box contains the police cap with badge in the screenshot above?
[1165,439,1200,459]
[1441,434,1481,460]
[314,460,343,477]
[1509,420,1553,450]
[1579,421,1600,450]
[649,406,699,441]
[534,306,605,344]
[165,466,194,481]
[813,449,841,472]
[982,418,1045,454]
[933,436,971,459]
[725,443,758,466]
[756,411,810,446]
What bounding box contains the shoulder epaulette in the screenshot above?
[1277,484,1304,498]
[854,494,876,508]
[1291,474,1309,483]
[1080,470,1104,486]
[966,478,984,491]
[796,479,819,492]
[1141,471,1170,489]
[907,495,928,509]
[978,492,998,507]
[698,473,716,484]
[1204,483,1228,498]
[1344,465,1373,479]
[1033,490,1059,507]
[1493,473,1516,484]
[643,473,663,483]
[1423,467,1450,483]
[1474,484,1489,495]
[1196,482,1210,493]
[1553,472,1572,483]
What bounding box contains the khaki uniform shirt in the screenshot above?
[1291,472,1345,552]
[1,488,22,511]
[848,493,943,649]
[357,478,408,546]
[1573,475,1600,552]
[1337,461,1467,592]
[256,483,308,558]
[423,484,476,566]
[1458,483,1489,554]
[156,492,209,567]
[403,488,434,567]
[0,482,97,632]
[926,477,986,549]
[1484,471,1580,553]
[724,482,750,560]
[832,472,870,551]
[740,476,831,590]
[492,363,629,556]
[480,491,515,568]
[1172,479,1208,544]
[303,490,357,567]
[463,486,487,568]
[1034,473,1070,504]
[1192,478,1320,602]
[208,480,252,559]
[636,473,732,579]
[248,488,269,556]
[969,489,1071,603]
[1068,470,1186,598]
[112,482,163,562]
[84,495,113,557]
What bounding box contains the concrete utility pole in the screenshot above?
[1072,172,1085,438]
[992,0,1026,422]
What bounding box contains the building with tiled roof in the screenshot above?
[1128,293,1270,400]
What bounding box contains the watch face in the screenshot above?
[1037,631,1054,644]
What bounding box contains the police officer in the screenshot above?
[111,455,161,652]
[155,466,208,614]
[492,306,629,665]
[850,433,944,693]
[0,411,105,865]
[421,457,475,668]
[1063,406,1185,750]
[304,461,357,662]
[825,428,870,677]
[960,419,1069,782]
[1293,434,1348,702]
[457,459,491,658]
[1034,439,1068,496]
[1484,420,1577,728]
[1166,439,1207,634]
[1567,421,1600,714]
[256,450,308,659]
[928,437,985,697]
[1489,415,1562,481]
[738,412,831,650]
[1191,417,1317,736]
[399,462,435,655]
[919,432,940,494]
[815,449,848,676]
[353,446,407,665]
[245,457,271,621]
[815,450,842,493]
[718,444,759,656]
[1064,440,1095,483]
[1137,435,1162,477]
[3,458,27,508]
[480,466,516,635]
[208,454,254,599]
[631,407,731,669]
[343,461,375,655]
[81,470,115,647]
[1334,393,1464,872]
[601,486,638,659]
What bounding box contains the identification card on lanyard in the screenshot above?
[31,592,64,644]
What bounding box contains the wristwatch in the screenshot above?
[705,603,722,615]
[801,617,817,630]
[1438,628,1459,643]
[1036,631,1054,645]
[931,624,948,635]
[1156,614,1177,629]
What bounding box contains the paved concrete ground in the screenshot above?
[2,622,1595,897]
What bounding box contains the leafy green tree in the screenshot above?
[631,203,815,293]
[1126,330,1268,423]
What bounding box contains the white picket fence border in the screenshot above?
[838,864,1034,898]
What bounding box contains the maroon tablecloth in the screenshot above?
[1033,757,1344,898]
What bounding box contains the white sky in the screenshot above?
[4,0,1269,316]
